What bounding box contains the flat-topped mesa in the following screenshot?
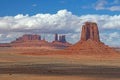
[22,34,41,41]
[81,22,100,42]
[11,34,41,43]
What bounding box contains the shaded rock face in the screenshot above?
[81,22,100,42]
[12,34,41,43]
[59,35,66,43]
[22,34,41,41]
[55,34,58,41]
[54,34,66,43]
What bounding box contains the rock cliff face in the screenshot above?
[59,35,66,43]
[54,34,66,43]
[55,34,58,41]
[81,22,100,42]
[12,34,41,43]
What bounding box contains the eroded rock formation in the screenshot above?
[55,34,58,41]
[54,34,66,43]
[81,22,100,42]
[59,35,66,43]
[66,22,119,55]
[0,34,71,48]
[12,34,41,43]
[52,34,71,48]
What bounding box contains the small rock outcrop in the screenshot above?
[0,43,11,47]
[81,22,100,42]
[52,34,71,48]
[54,34,66,43]
[55,34,58,41]
[59,35,66,43]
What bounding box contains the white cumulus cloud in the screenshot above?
[108,6,120,11]
[100,32,120,46]
[94,0,120,11]
[0,10,80,34]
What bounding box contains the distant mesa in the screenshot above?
[52,34,71,48]
[0,43,11,47]
[53,33,66,43]
[59,35,66,43]
[0,34,71,48]
[11,34,41,43]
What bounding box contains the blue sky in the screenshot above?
[0,0,120,46]
[0,0,120,16]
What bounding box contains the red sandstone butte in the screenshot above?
[81,22,100,42]
[65,22,119,55]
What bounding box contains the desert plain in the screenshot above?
[0,47,120,80]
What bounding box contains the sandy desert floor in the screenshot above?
[0,47,120,80]
[0,74,120,80]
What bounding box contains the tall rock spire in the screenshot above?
[81,22,100,42]
[55,33,58,41]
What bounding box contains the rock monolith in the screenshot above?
[81,22,100,42]
[66,22,119,55]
